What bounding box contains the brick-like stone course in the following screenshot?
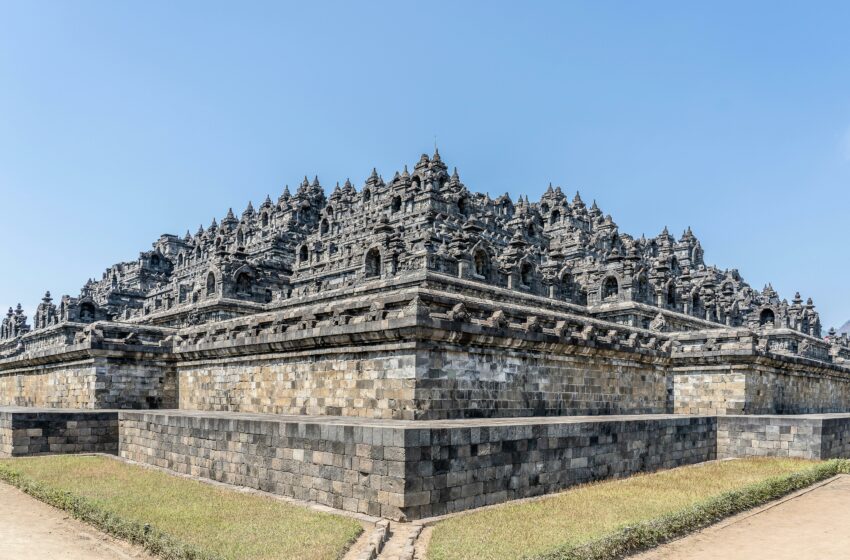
[673,360,850,416]
[398,415,715,519]
[1,406,847,520]
[0,358,176,410]
[119,410,409,519]
[417,346,671,419]
[0,408,118,457]
[175,342,671,421]
[717,414,850,460]
[118,410,715,520]
[178,349,418,420]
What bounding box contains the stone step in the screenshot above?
[375,523,422,560]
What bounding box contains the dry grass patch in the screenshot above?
[427,458,823,560]
[0,455,362,560]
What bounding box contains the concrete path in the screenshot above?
[0,481,153,560]
[633,474,850,560]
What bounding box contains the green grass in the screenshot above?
[427,458,848,560]
[0,455,363,560]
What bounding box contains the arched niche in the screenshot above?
[364,248,381,278]
[206,272,216,297]
[760,308,776,327]
[602,276,619,300]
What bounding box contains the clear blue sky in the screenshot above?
[2,1,849,329]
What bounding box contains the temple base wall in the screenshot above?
[717,414,850,460]
[0,357,177,410]
[0,362,98,409]
[118,411,715,521]
[177,346,419,419]
[0,407,846,519]
[0,409,118,457]
[412,345,671,419]
[673,359,850,415]
[175,344,671,420]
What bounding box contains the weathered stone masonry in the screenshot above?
[0,323,177,410]
[3,150,850,418]
[0,408,118,457]
[717,414,850,460]
[118,410,716,521]
[3,150,850,518]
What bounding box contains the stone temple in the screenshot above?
[3,150,850,520]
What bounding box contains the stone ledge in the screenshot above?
[117,410,716,520]
[5,407,850,520]
[0,407,119,457]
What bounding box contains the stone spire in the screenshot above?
[222,208,237,231]
[572,191,585,209]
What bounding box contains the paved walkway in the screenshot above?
[633,474,850,560]
[0,482,153,560]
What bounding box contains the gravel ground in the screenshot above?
[0,481,153,560]
[633,474,850,560]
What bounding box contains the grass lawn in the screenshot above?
[0,455,363,560]
[426,458,825,560]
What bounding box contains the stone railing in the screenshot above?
[0,321,176,367]
[0,323,81,361]
[670,327,842,368]
[169,286,673,362]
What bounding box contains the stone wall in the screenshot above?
[94,358,178,410]
[119,410,410,519]
[673,369,747,415]
[176,342,671,421]
[0,357,177,410]
[672,355,850,415]
[177,347,418,420]
[717,414,850,460]
[118,410,716,520]
[744,366,850,414]
[821,416,850,458]
[0,362,97,409]
[400,414,716,519]
[0,409,118,457]
[413,345,671,419]
[0,412,10,456]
